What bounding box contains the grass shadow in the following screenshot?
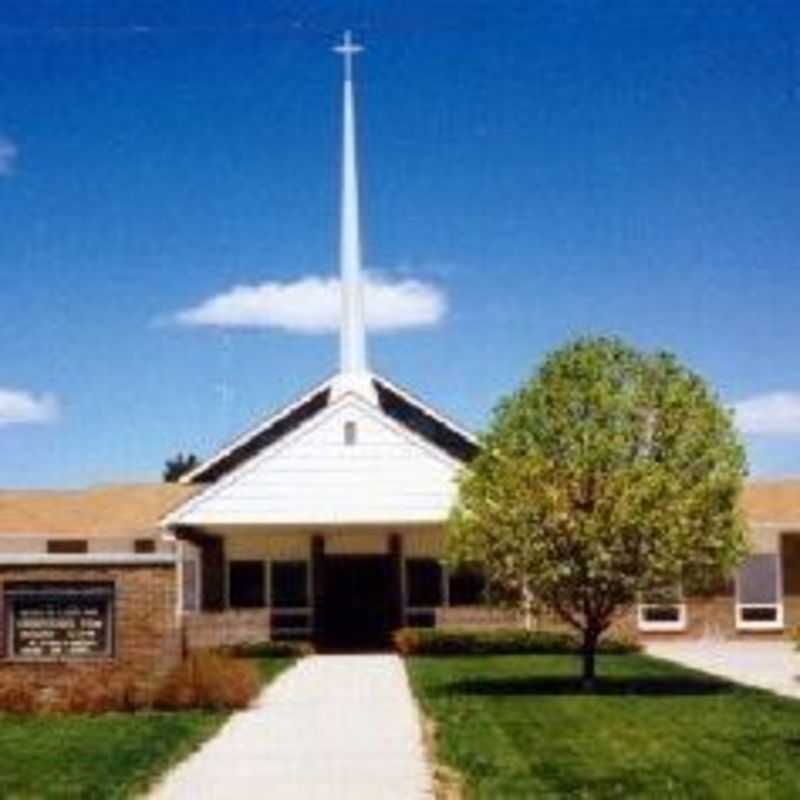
[442,674,734,697]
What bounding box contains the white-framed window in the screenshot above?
[637,586,687,632]
[736,553,783,630]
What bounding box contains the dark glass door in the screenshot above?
[319,555,394,651]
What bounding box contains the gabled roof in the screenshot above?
[184,383,332,484]
[163,388,466,527]
[372,376,479,463]
[182,371,478,485]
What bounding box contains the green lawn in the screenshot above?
[0,656,296,800]
[252,655,295,684]
[408,653,800,800]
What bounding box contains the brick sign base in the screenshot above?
[0,563,181,701]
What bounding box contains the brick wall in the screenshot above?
[436,596,794,641]
[0,563,181,698]
[183,609,271,651]
[435,606,522,629]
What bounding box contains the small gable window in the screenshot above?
[344,421,357,445]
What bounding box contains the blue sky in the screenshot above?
[1,1,800,487]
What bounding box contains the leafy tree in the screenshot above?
[448,336,747,687]
[162,452,199,483]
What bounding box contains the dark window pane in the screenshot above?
[229,561,265,609]
[271,561,308,608]
[448,566,485,605]
[271,611,311,630]
[47,540,88,554]
[741,606,778,622]
[642,605,681,623]
[738,555,778,604]
[406,611,436,628]
[406,559,442,607]
[134,539,155,554]
[782,534,800,596]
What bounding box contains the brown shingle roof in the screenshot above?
[0,483,201,536]
[0,479,797,535]
[742,479,800,525]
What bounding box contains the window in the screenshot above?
[448,566,485,605]
[271,561,309,608]
[736,554,782,630]
[344,420,357,445]
[47,540,88,554]
[181,545,201,613]
[405,559,443,608]
[270,561,311,640]
[134,539,155,554]
[638,586,687,632]
[228,561,266,609]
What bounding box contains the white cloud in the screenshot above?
[171,272,447,333]
[0,136,18,176]
[0,389,59,427]
[734,392,800,435]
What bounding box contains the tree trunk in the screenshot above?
[581,628,599,690]
[521,578,533,631]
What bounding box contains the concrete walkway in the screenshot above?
[646,640,800,699]
[148,654,434,800]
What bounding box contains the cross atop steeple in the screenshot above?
[333,30,363,82]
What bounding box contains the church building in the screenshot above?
[161,32,481,650]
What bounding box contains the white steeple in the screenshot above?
[331,30,375,401]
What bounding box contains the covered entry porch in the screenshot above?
[174,524,461,650]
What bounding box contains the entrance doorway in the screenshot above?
[318,555,397,651]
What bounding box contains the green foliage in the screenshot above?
[393,627,640,656]
[409,654,800,799]
[162,452,199,482]
[448,336,747,679]
[0,710,225,798]
[229,640,315,659]
[0,654,293,797]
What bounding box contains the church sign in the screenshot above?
[4,582,114,660]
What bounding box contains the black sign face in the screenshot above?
[6,583,113,660]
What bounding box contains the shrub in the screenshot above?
[229,640,314,659]
[155,651,260,711]
[393,628,641,656]
[0,666,148,715]
[0,671,37,714]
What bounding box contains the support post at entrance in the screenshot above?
[311,535,325,642]
[388,533,404,633]
[174,526,225,612]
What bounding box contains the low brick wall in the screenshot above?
[0,562,181,699]
[183,609,271,651]
[436,598,797,642]
[435,605,522,629]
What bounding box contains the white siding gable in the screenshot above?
[168,394,463,526]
